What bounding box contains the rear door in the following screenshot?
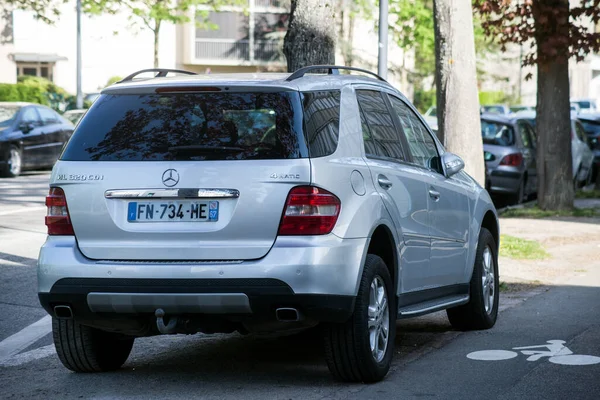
[37,106,64,165]
[355,88,431,293]
[55,90,310,261]
[516,120,537,195]
[387,95,470,288]
[17,107,45,169]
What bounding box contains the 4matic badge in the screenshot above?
[270,173,301,180]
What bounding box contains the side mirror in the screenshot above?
[442,152,465,178]
[19,122,35,134]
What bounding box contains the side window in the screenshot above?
[37,107,59,126]
[575,122,588,144]
[389,95,441,172]
[517,121,532,148]
[356,90,406,161]
[526,123,537,148]
[302,91,341,157]
[20,107,40,125]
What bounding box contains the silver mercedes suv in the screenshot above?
[38,66,499,383]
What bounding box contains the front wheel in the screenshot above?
[0,145,22,178]
[323,254,396,383]
[53,318,134,372]
[447,228,499,331]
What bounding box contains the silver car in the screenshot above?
[38,66,499,382]
[482,113,538,204]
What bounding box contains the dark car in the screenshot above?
[482,113,537,204]
[0,102,74,177]
[577,113,600,183]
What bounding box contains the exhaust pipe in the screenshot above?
[54,305,73,319]
[275,308,301,322]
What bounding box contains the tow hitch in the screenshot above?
[155,308,178,334]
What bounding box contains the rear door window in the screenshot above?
[356,90,407,161]
[388,95,441,173]
[61,92,307,161]
[37,107,59,126]
[481,120,516,146]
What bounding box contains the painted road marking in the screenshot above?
[467,340,600,366]
[0,344,55,367]
[467,350,518,361]
[0,315,52,362]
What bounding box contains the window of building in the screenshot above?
[194,2,289,64]
[16,62,55,81]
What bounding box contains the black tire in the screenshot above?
[323,254,396,383]
[447,228,499,331]
[53,318,134,372]
[509,178,525,205]
[0,145,22,178]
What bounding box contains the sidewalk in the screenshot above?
[498,211,600,285]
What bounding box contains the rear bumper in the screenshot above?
[38,278,355,323]
[37,235,367,323]
[488,167,522,194]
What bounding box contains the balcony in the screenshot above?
[194,39,285,66]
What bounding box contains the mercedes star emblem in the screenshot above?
[162,169,179,187]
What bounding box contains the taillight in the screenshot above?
[499,153,523,167]
[278,186,341,235]
[45,187,74,235]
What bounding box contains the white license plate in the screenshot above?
[127,201,219,222]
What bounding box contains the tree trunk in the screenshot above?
[533,0,573,210]
[283,0,336,72]
[153,19,161,68]
[433,0,484,186]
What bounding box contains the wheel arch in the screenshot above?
[362,222,399,296]
[481,210,500,253]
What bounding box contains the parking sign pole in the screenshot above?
[378,0,388,80]
[76,0,83,109]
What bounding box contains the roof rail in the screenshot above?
[117,68,198,83]
[286,65,386,82]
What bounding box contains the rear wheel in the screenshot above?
[0,145,22,178]
[53,318,134,372]
[323,254,395,383]
[509,178,525,205]
[447,228,499,331]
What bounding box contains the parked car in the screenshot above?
[0,102,74,177]
[577,113,600,183]
[510,105,534,113]
[63,109,87,125]
[482,113,537,204]
[570,98,598,114]
[481,104,512,116]
[38,66,499,383]
[518,111,594,187]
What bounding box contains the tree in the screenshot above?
[433,0,485,185]
[85,1,227,68]
[474,0,600,210]
[1,0,66,24]
[283,0,336,71]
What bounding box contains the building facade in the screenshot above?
[0,1,410,99]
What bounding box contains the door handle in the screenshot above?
[377,175,392,189]
[429,189,441,201]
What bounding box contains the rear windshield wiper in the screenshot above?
[168,145,245,152]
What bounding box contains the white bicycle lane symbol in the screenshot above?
[467,340,600,366]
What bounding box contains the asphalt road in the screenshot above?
[1,172,599,399]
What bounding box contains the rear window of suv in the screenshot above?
[481,120,516,146]
[61,92,308,161]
